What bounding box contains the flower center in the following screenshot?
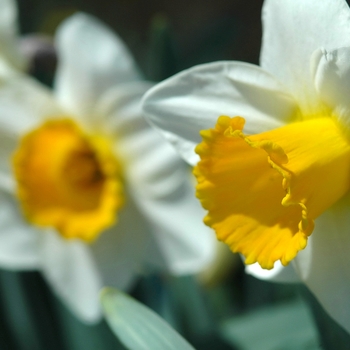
[12,119,124,242]
[194,116,350,269]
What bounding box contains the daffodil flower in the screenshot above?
[143,0,350,333]
[0,9,215,323]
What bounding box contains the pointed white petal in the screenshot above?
[246,261,300,283]
[39,231,103,323]
[0,75,61,132]
[312,46,350,127]
[54,13,141,118]
[96,81,189,200]
[0,56,18,77]
[135,176,216,275]
[96,81,214,274]
[293,194,350,334]
[91,196,154,290]
[121,128,189,201]
[0,191,40,269]
[96,81,154,134]
[143,61,299,165]
[0,0,26,70]
[261,0,350,113]
[0,0,16,38]
[99,78,228,273]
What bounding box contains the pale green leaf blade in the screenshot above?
[221,298,320,350]
[100,287,196,350]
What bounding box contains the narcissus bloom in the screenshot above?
[143,0,350,333]
[0,9,214,322]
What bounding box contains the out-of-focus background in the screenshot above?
[18,0,263,76]
[0,0,349,349]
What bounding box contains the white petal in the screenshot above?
[0,75,60,132]
[0,173,14,193]
[0,56,19,77]
[96,81,154,133]
[96,81,214,274]
[91,195,155,290]
[312,46,350,127]
[245,261,300,283]
[293,194,350,333]
[39,231,103,323]
[0,0,26,71]
[0,0,16,39]
[54,13,141,119]
[96,81,189,200]
[261,0,350,114]
[134,176,216,275]
[0,191,40,269]
[142,61,299,165]
[123,136,186,200]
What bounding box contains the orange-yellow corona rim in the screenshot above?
[12,118,124,242]
[194,115,350,269]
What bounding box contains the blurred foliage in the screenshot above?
[0,270,125,350]
[17,0,264,79]
[221,297,319,350]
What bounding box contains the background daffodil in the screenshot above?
[0,9,215,323]
[142,0,350,334]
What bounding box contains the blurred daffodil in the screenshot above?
[143,0,350,333]
[0,7,215,323]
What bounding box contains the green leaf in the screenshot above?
[100,287,196,350]
[221,298,320,350]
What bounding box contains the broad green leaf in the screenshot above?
[100,287,196,350]
[221,298,320,350]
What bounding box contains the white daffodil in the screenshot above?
[0,9,215,323]
[143,0,350,333]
